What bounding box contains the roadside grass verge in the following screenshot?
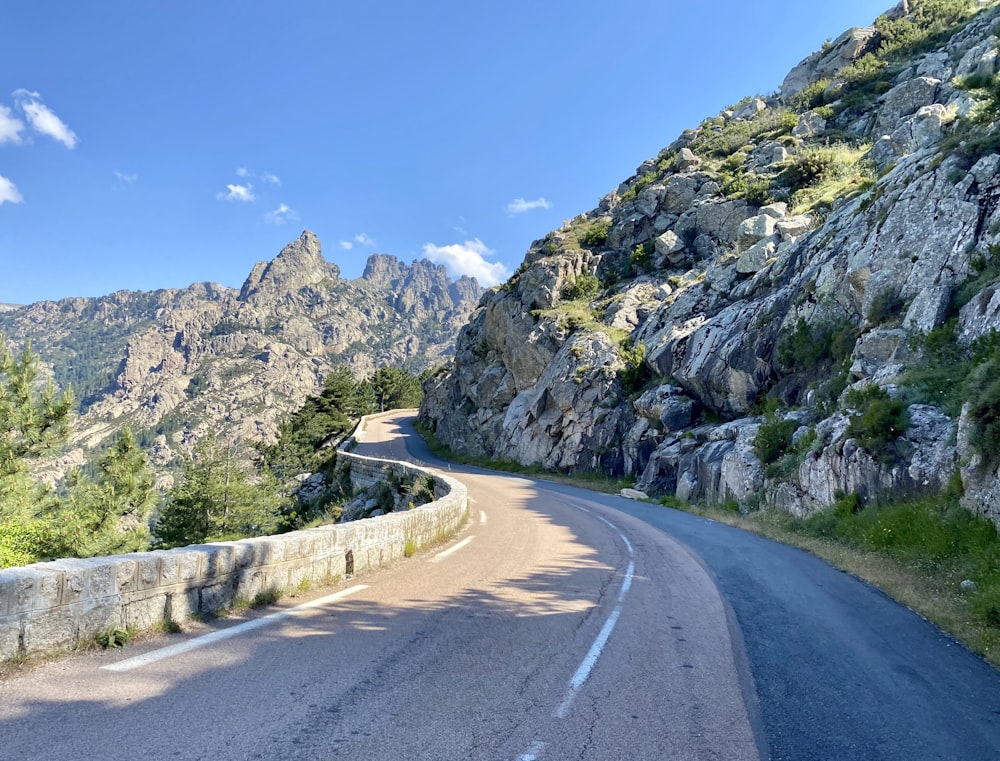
[675,493,1000,668]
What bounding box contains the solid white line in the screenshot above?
[553,513,637,719]
[101,585,369,672]
[517,740,547,760]
[617,561,635,602]
[431,536,474,561]
[556,606,623,719]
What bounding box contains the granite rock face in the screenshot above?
[420,3,1000,527]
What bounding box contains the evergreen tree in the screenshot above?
[370,367,423,411]
[0,338,74,567]
[52,429,156,557]
[155,437,284,549]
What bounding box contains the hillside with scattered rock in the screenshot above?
[0,231,482,479]
[420,1,1000,527]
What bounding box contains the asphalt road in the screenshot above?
[1,411,998,760]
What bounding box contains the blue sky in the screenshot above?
[1,0,886,305]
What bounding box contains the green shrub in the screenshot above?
[845,385,909,459]
[96,626,136,649]
[788,79,833,111]
[617,339,651,395]
[562,273,601,302]
[778,317,858,374]
[867,289,906,325]
[754,414,800,466]
[968,372,1000,469]
[579,220,612,249]
[630,242,653,270]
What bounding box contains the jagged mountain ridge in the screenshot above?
[419,1,1000,527]
[0,230,483,477]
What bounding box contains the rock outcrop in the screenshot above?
[420,2,1000,528]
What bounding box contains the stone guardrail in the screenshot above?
[0,419,468,662]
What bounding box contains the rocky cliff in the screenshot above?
[420,1,1000,527]
[0,231,482,478]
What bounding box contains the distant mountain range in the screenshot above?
[0,230,482,480]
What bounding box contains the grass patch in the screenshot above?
[675,490,1000,667]
[404,537,418,558]
[784,144,875,215]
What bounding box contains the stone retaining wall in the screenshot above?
[0,448,468,662]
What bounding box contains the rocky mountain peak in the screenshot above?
[361,253,408,288]
[238,230,340,301]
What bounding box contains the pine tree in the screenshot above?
[155,437,284,549]
[52,429,156,557]
[0,338,74,567]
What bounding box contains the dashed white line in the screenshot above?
[102,585,370,672]
[430,535,475,561]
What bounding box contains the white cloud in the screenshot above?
[0,175,23,205]
[261,172,281,185]
[114,171,138,186]
[0,104,25,145]
[354,233,376,247]
[235,167,250,177]
[216,183,255,202]
[265,203,298,225]
[506,197,551,215]
[422,239,511,286]
[13,89,78,149]
[339,240,354,250]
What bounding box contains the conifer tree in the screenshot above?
[155,437,283,549]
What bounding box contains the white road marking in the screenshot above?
[101,585,369,672]
[517,740,547,760]
[430,536,475,561]
[556,509,637,719]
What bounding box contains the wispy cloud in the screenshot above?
[235,167,280,186]
[0,175,23,205]
[114,171,138,187]
[506,197,551,215]
[354,233,376,247]
[265,203,298,225]
[216,183,255,202]
[339,240,354,250]
[12,89,77,149]
[0,104,25,145]
[422,239,510,286]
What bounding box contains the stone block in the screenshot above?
[23,610,77,654]
[0,619,21,661]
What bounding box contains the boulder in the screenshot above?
[793,110,828,138]
[875,77,941,135]
[732,97,767,120]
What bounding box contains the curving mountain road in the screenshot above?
[1,411,998,760]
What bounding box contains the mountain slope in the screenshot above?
[0,231,482,477]
[420,0,1000,527]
